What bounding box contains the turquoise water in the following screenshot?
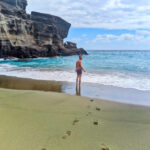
[0,50,150,91]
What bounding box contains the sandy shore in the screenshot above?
[0,87,150,150]
[0,75,63,92]
[1,75,150,107]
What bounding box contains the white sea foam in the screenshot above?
[0,64,150,91]
[0,64,16,68]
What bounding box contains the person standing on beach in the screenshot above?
[76,55,85,95]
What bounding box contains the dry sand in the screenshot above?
[0,87,150,150]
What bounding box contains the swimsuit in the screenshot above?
[77,69,82,75]
[76,60,82,75]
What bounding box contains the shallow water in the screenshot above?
[0,50,150,91]
[62,82,150,106]
[0,50,150,105]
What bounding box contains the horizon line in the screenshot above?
[86,49,150,51]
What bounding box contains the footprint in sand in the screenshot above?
[73,119,79,125]
[62,135,67,139]
[66,130,71,136]
[96,107,101,111]
[101,144,110,150]
[90,99,94,102]
[93,121,99,125]
[62,131,72,139]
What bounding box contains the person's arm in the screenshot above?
[80,61,86,72]
[75,62,78,72]
[82,67,86,72]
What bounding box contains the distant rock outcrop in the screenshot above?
[0,0,87,58]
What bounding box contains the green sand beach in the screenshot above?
[0,0,150,149]
[0,86,150,150]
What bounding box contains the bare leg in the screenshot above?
[79,83,81,96]
[76,75,82,96]
[79,75,82,87]
[76,76,79,87]
[76,76,79,95]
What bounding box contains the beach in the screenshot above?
[0,76,150,150]
[0,51,150,150]
[0,50,150,106]
[1,0,150,149]
[1,75,150,106]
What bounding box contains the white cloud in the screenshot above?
[69,38,82,43]
[82,34,87,37]
[92,31,150,43]
[27,0,150,29]
[136,30,150,35]
[102,0,133,10]
[93,34,118,42]
[119,34,135,41]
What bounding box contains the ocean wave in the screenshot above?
[0,64,18,72]
[0,67,150,91]
[0,63,17,67]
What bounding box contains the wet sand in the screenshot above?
[0,75,62,92]
[0,87,150,150]
[0,75,150,106]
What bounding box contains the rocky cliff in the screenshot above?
[0,0,87,58]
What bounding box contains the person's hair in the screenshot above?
[79,55,82,59]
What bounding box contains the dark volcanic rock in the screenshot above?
[31,11,71,39]
[64,41,77,49]
[0,0,87,58]
[1,0,27,11]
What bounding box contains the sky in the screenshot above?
[27,0,150,50]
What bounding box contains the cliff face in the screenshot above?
[0,0,27,11]
[0,0,87,58]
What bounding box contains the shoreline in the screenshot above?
[0,75,150,106]
[0,75,63,92]
[0,87,150,150]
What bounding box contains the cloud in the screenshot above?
[136,30,150,35]
[27,0,150,29]
[69,37,82,43]
[92,30,150,43]
[102,0,133,10]
[82,34,87,37]
[93,34,118,42]
[119,34,135,41]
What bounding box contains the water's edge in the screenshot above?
[0,75,150,106]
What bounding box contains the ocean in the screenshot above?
[0,50,150,105]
